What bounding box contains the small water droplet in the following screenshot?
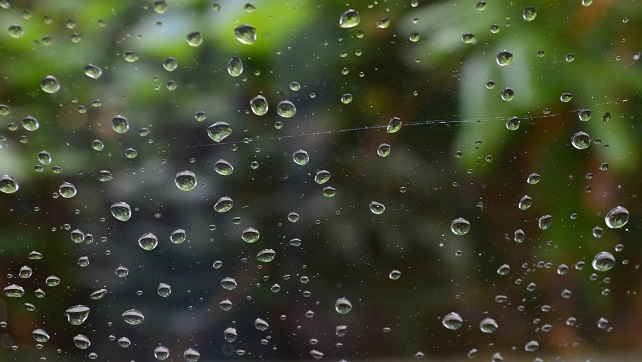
[162,57,177,71]
[122,309,144,325]
[314,170,331,184]
[138,232,158,251]
[566,53,575,62]
[500,87,514,101]
[111,115,129,134]
[386,117,402,133]
[522,6,537,21]
[0,175,19,194]
[505,116,520,130]
[234,24,256,45]
[73,334,91,349]
[32,329,50,343]
[442,312,463,330]
[257,249,276,262]
[153,0,168,14]
[461,33,476,44]
[220,277,237,290]
[66,305,90,325]
[560,92,573,103]
[339,9,360,28]
[527,173,540,184]
[570,131,590,149]
[369,201,385,214]
[389,270,401,280]
[292,149,309,165]
[335,297,352,314]
[174,171,197,191]
[170,229,186,244]
[242,227,260,243]
[214,196,233,212]
[409,31,420,42]
[497,264,511,275]
[3,284,25,297]
[538,215,553,230]
[377,143,391,157]
[250,95,268,116]
[84,64,102,79]
[157,283,171,297]
[376,18,390,29]
[480,318,498,333]
[213,159,234,176]
[578,109,592,121]
[123,50,139,62]
[154,346,169,360]
[8,24,23,38]
[340,93,353,104]
[59,182,77,198]
[276,101,296,118]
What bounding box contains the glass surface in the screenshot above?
[0,0,641,361]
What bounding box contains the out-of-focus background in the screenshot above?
[1,0,641,360]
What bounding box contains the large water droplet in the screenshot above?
[37,150,51,164]
[227,56,243,77]
[73,334,91,349]
[257,249,276,262]
[154,346,169,360]
[522,6,537,21]
[0,175,19,193]
[153,0,168,13]
[335,297,352,314]
[578,109,592,121]
[241,227,260,243]
[184,348,200,362]
[170,229,186,244]
[32,328,50,343]
[314,170,331,184]
[339,9,360,28]
[122,309,144,325]
[250,95,268,116]
[496,50,513,66]
[570,131,590,149]
[65,305,90,325]
[111,115,129,134]
[84,64,102,79]
[214,196,233,212]
[479,317,498,333]
[500,87,515,101]
[234,24,257,44]
[450,217,470,235]
[138,232,158,251]
[505,116,520,131]
[59,182,77,198]
[175,170,197,191]
[592,251,615,272]
[538,215,553,230]
[605,206,629,229]
[8,24,24,38]
[292,149,309,165]
[3,284,24,297]
[207,122,232,142]
[442,312,463,330]
[40,75,60,94]
[110,202,131,221]
[186,31,203,47]
[214,159,234,175]
[162,56,177,71]
[220,277,237,290]
[276,101,296,118]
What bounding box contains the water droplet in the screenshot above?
[518,195,532,210]
[314,170,331,184]
[276,101,296,118]
[157,283,171,297]
[184,348,200,362]
[153,0,168,13]
[592,251,615,272]
[207,122,232,142]
[500,87,514,101]
[335,297,352,314]
[250,95,268,116]
[255,318,269,331]
[220,277,237,290]
[578,109,592,121]
[234,24,257,45]
[496,50,513,66]
[40,75,60,94]
[377,143,391,157]
[461,33,476,44]
[538,215,553,230]
[162,56,177,71]
[110,202,131,221]
[138,232,158,251]
[514,229,525,243]
[292,149,309,165]
[154,346,169,360]
[486,80,496,89]
[32,329,50,343]
[241,227,260,243]
[186,31,203,47]
[219,299,232,311]
[123,50,139,62]
[323,186,337,197]
[479,318,498,333]
[582,0,593,6]
[161,166,190,189]
[369,201,385,214]
[524,340,539,352]
[91,139,104,151]
[389,270,401,280]
[527,173,540,184]
[4,284,24,297]
[376,18,390,29]
[340,93,353,104]
[497,264,511,275]
[560,92,573,103]
[73,334,91,349]
[212,159,233,176]
[339,9,360,28]
[59,182,77,198]
[566,53,575,62]
[8,24,23,38]
[122,309,144,325]
[442,312,463,330]
[124,147,138,159]
[115,266,129,277]
[66,305,90,325]
[476,1,486,10]
[98,170,113,182]
[257,249,276,262]
[227,56,243,77]
[409,32,421,42]
[522,6,537,21]
[450,217,470,235]
[111,115,129,134]
[605,206,629,229]
[0,175,19,193]
[84,64,102,79]
[570,131,590,149]
[170,229,186,244]
[505,116,520,130]
[386,117,402,133]
[214,196,234,212]
[118,337,131,348]
[90,289,107,300]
